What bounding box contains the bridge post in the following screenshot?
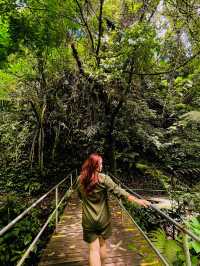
[182,230,192,266]
[55,187,58,232]
[118,183,124,225]
[70,174,73,187]
[120,202,124,224]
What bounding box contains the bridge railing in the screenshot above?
[110,174,200,266]
[0,170,78,266]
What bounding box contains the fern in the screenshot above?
[180,111,200,122]
[185,217,200,254]
[149,228,182,264]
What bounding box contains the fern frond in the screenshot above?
[149,228,182,264]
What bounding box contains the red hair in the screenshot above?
[80,153,102,194]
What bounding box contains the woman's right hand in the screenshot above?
[135,199,151,208]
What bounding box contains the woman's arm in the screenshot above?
[103,174,131,200]
[103,174,151,208]
[127,195,151,208]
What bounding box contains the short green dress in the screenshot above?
[73,173,131,243]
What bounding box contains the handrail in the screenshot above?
[118,199,170,266]
[0,170,76,237]
[110,174,200,243]
[115,188,199,193]
[16,173,78,266]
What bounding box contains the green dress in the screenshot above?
[73,173,131,243]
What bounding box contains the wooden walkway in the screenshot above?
[38,193,164,266]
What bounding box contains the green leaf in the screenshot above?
[191,241,200,253]
[165,240,182,263]
[24,234,32,245]
[127,242,137,251]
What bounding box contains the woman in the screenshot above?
[74,153,151,266]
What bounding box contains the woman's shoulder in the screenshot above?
[98,173,108,183]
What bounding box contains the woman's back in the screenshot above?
[76,173,130,229]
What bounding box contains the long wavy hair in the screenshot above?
[80,153,102,194]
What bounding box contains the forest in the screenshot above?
[0,0,200,265]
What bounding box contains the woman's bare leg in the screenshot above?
[88,237,101,266]
[99,236,107,266]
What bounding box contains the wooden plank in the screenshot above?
[38,193,164,266]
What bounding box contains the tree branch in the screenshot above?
[139,0,150,22]
[124,49,200,76]
[147,1,159,22]
[74,0,95,52]
[96,0,104,66]
[71,43,85,75]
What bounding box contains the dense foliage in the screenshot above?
[0,0,200,265]
[1,0,200,176]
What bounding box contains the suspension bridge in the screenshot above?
[0,171,200,266]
